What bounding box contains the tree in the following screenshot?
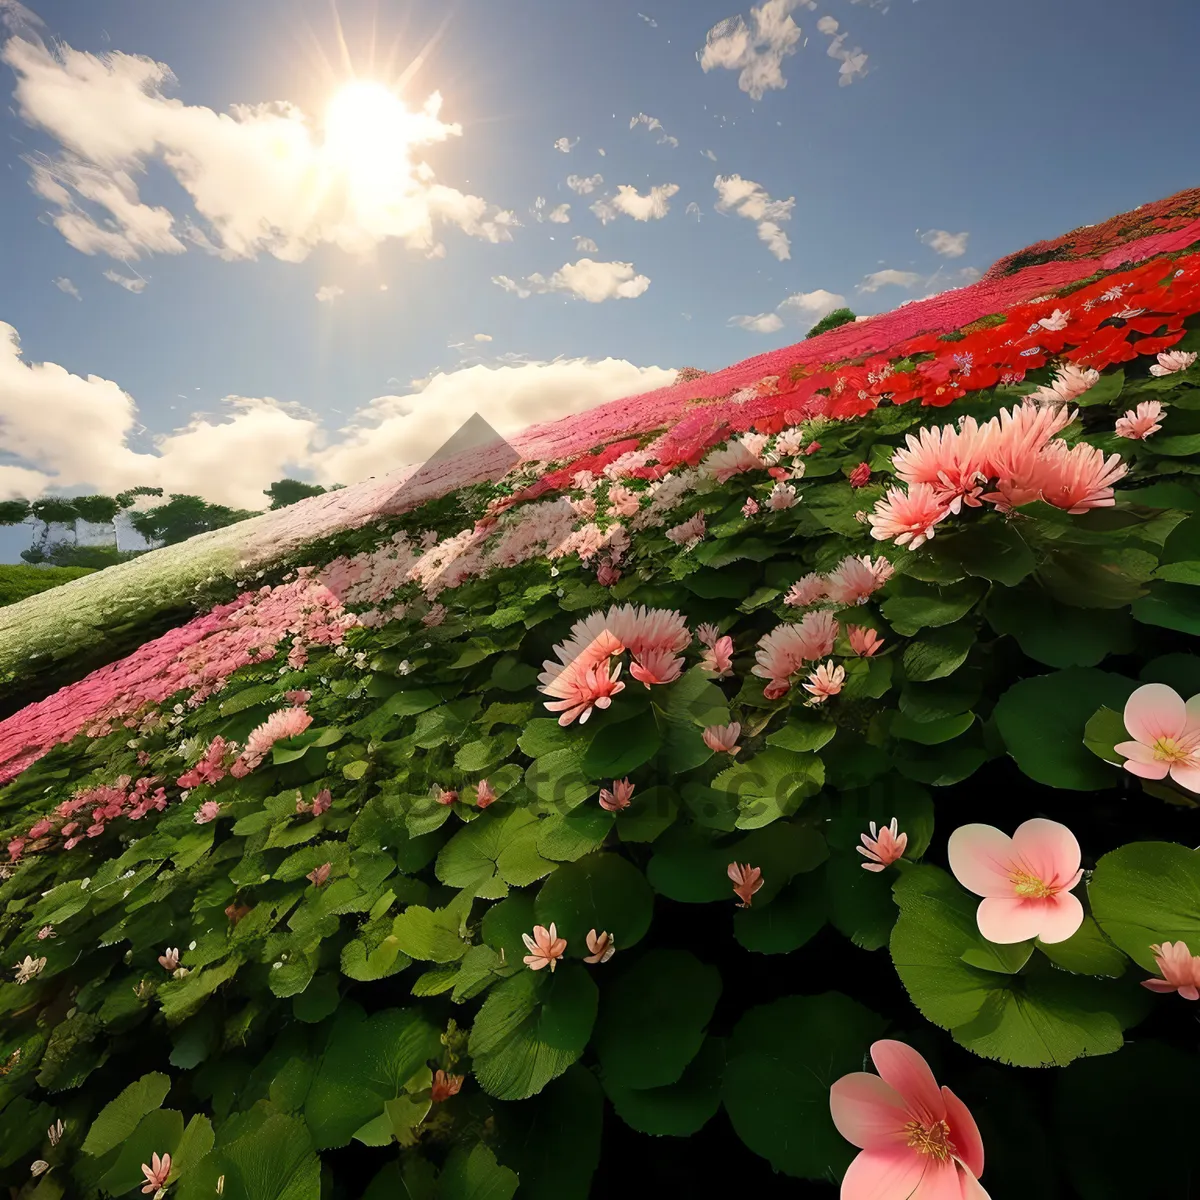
[264,478,326,510]
[805,307,858,339]
[127,494,261,547]
[0,499,31,526]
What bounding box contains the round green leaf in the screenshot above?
[581,714,662,778]
[733,870,826,954]
[604,1035,726,1137]
[987,584,1133,667]
[534,853,653,954]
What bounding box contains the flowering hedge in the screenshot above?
[3,193,1200,1198]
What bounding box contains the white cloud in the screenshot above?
[698,0,816,100]
[730,287,845,334]
[821,20,870,85]
[53,276,81,300]
[103,268,146,293]
[701,149,718,161]
[637,12,658,26]
[573,235,599,253]
[547,203,570,224]
[858,269,922,293]
[631,112,678,147]
[714,174,794,260]
[0,0,40,33]
[473,333,492,342]
[554,137,579,153]
[817,15,839,33]
[567,173,603,195]
[0,318,674,506]
[4,36,517,264]
[919,228,970,258]
[590,183,679,224]
[598,148,606,157]
[315,284,345,303]
[493,258,651,303]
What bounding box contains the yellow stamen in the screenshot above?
[904,1119,955,1161]
[1153,736,1195,765]
[1009,869,1055,899]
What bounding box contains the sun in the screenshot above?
[324,81,410,163]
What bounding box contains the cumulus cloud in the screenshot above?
[818,16,870,85]
[630,112,678,147]
[103,268,146,293]
[473,333,492,342]
[573,235,599,252]
[0,319,674,505]
[858,269,922,293]
[714,174,794,260]
[554,137,579,153]
[530,197,570,224]
[730,287,845,334]
[698,0,816,100]
[567,173,603,195]
[919,228,970,258]
[591,183,680,224]
[53,276,81,300]
[315,284,345,303]
[3,36,517,265]
[493,258,651,303]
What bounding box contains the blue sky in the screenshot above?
[1,0,1198,561]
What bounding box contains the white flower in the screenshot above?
[13,956,47,984]
[30,1160,49,1177]
[1149,350,1197,377]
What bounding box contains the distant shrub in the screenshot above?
[805,308,857,339]
[0,563,94,607]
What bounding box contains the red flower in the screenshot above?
[848,462,871,488]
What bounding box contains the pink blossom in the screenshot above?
[1149,349,1197,376]
[742,497,759,517]
[542,655,626,726]
[596,560,622,587]
[1115,400,1164,441]
[947,818,1084,944]
[431,1070,464,1103]
[869,484,950,549]
[607,484,642,517]
[140,1152,171,1195]
[891,418,991,514]
[235,708,313,775]
[158,947,180,972]
[1037,307,1070,331]
[7,837,25,862]
[703,723,742,755]
[728,861,763,908]
[858,819,908,871]
[193,801,220,825]
[696,623,721,647]
[803,661,845,704]
[37,925,55,940]
[1114,683,1200,792]
[584,928,616,964]
[666,512,706,548]
[830,1040,988,1200]
[1030,440,1127,513]
[847,626,885,658]
[1142,941,1200,1000]
[28,818,54,839]
[522,923,567,971]
[607,605,691,660]
[284,689,312,704]
[848,462,871,488]
[700,635,735,677]
[599,778,635,812]
[803,440,821,455]
[629,647,686,687]
[824,555,893,607]
[307,862,332,888]
[311,788,332,815]
[702,439,765,483]
[422,604,447,627]
[475,779,498,809]
[767,482,798,510]
[752,612,839,695]
[1027,361,1099,404]
[784,574,828,608]
[433,786,459,806]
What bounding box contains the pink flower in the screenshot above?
[767,482,798,510]
[728,861,763,907]
[28,818,54,840]
[1114,682,1200,792]
[193,801,220,825]
[696,623,721,648]
[7,837,25,862]
[431,1070,464,1103]
[522,923,567,971]
[433,786,459,806]
[599,778,635,812]
[666,512,706,548]
[702,439,765,483]
[597,560,622,587]
[830,1040,987,1200]
[140,1152,171,1195]
[311,788,331,815]
[284,689,312,704]
[784,574,828,608]
[1027,361,1099,404]
[869,484,950,549]
[629,648,686,687]
[158,947,180,972]
[422,604,447,627]
[607,484,642,518]
[804,440,821,455]
[700,635,734,677]
[1142,941,1200,1000]
[703,722,741,754]
[1037,307,1070,331]
[803,661,845,704]
[1149,349,1197,376]
[236,708,313,774]
[947,818,1084,944]
[475,779,498,809]
[752,611,839,695]
[825,555,894,607]
[307,862,332,888]
[891,419,991,514]
[742,497,760,517]
[37,925,55,940]
[848,626,884,657]
[1031,441,1126,513]
[542,655,626,726]
[1115,400,1164,441]
[584,929,616,964]
[848,462,871,488]
[858,819,907,871]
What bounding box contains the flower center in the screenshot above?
[904,1119,955,1161]
[1009,869,1056,899]
[1152,735,1197,765]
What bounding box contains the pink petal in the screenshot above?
[840,1147,926,1200]
[1112,740,1158,764]
[946,825,1016,898]
[941,1087,984,1180]
[1142,978,1183,993]
[1011,818,1080,889]
[1169,762,1200,795]
[911,1158,968,1200]
[829,1072,910,1150]
[869,1040,946,1126]
[1035,891,1084,944]
[1183,693,1200,738]
[956,1166,994,1200]
[974,896,1044,944]
[1123,682,1186,745]
[1122,757,1170,780]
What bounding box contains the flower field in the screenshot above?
[4,187,1200,1198]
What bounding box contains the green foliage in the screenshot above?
[0,563,95,606]
[804,307,858,339]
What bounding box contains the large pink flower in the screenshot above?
[947,819,1084,944]
[1113,682,1200,793]
[752,611,839,695]
[825,555,894,607]
[868,484,950,549]
[830,1040,988,1200]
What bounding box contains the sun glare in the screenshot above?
[325,81,409,163]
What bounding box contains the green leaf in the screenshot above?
[581,714,662,778]
[993,669,1137,789]
[1082,706,1126,766]
[826,855,899,950]
[734,869,826,953]
[1139,652,1200,696]
[439,1143,519,1200]
[882,578,985,636]
[593,949,721,1090]
[536,805,614,861]
[524,748,597,811]
[986,584,1134,667]
[890,710,975,745]
[455,731,519,773]
[176,1111,320,1200]
[1132,581,1200,634]
[436,809,555,899]
[1088,841,1200,971]
[1036,915,1127,978]
[615,784,679,844]
[722,992,886,1179]
[902,623,975,682]
[468,966,599,1101]
[392,894,472,963]
[1073,366,1124,406]
[928,520,1036,586]
[95,1108,184,1196]
[304,1006,441,1149]
[534,853,653,954]
[710,746,824,830]
[81,1072,171,1158]
[765,714,837,753]
[340,933,410,982]
[604,1036,726,1137]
